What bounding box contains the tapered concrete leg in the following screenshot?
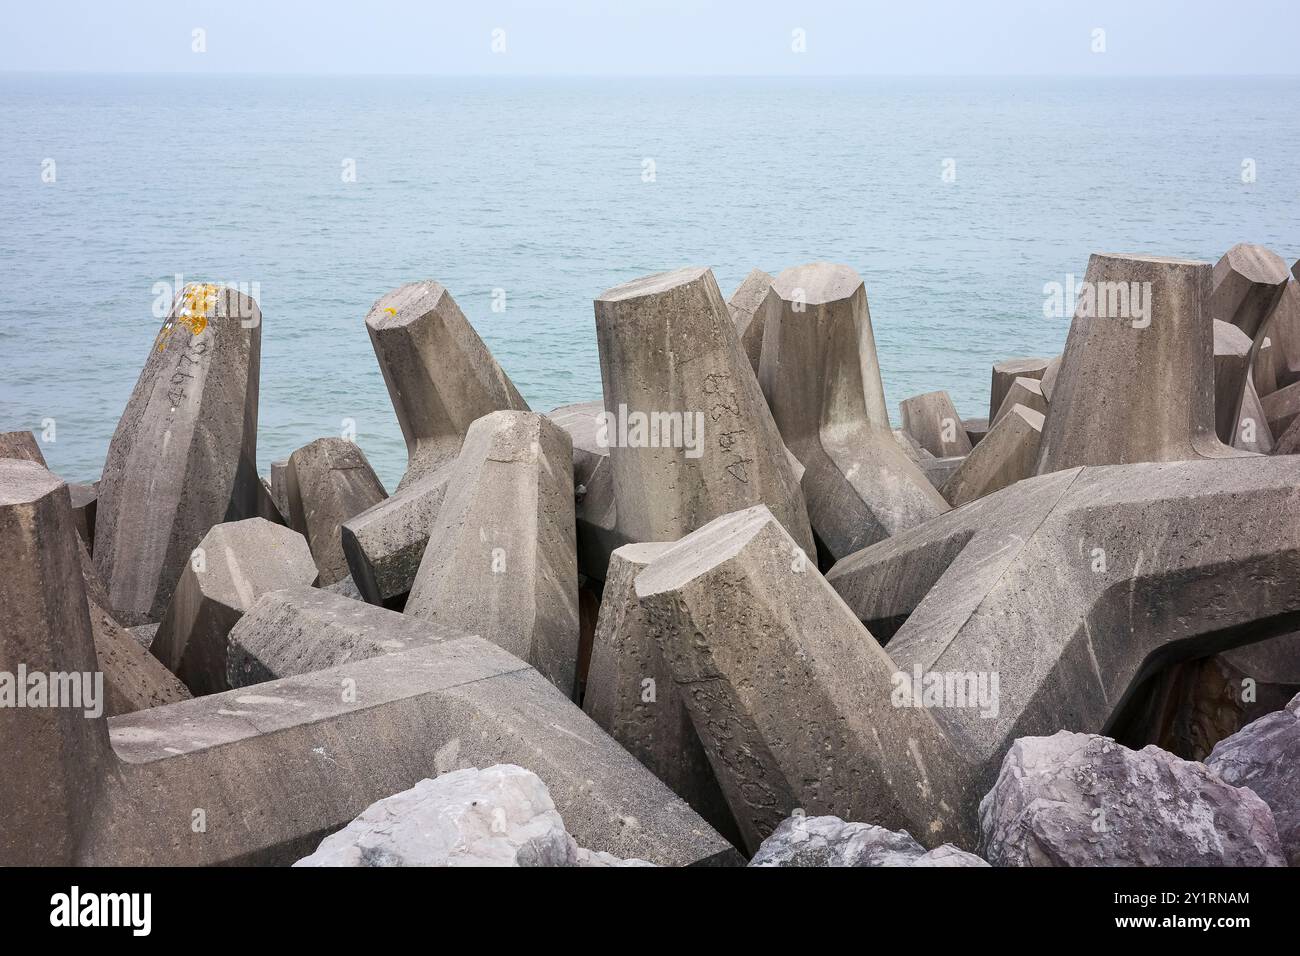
[69,481,99,551]
[963,418,989,447]
[595,267,814,557]
[900,390,972,458]
[988,357,1048,423]
[635,506,970,853]
[94,285,263,625]
[991,376,1047,425]
[0,430,45,463]
[758,263,947,558]
[270,459,291,527]
[941,404,1044,506]
[1262,380,1300,439]
[1235,373,1274,454]
[1036,255,1246,474]
[286,438,387,586]
[1275,417,1300,455]
[1265,281,1300,391]
[548,401,632,583]
[342,467,451,604]
[0,460,113,865]
[405,411,580,698]
[151,518,319,695]
[1215,319,1253,444]
[824,456,1300,845]
[727,268,774,374]
[366,280,529,490]
[1039,355,1062,402]
[1211,246,1290,443]
[583,543,739,842]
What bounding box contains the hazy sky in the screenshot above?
[1,0,1294,75]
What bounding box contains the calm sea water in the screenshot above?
[1,74,1297,489]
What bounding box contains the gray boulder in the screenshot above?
[1206,693,1300,866]
[979,731,1286,867]
[295,765,651,867]
[750,814,987,867]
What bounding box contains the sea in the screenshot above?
[1,73,1297,489]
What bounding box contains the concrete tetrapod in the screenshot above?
[582,543,739,843]
[900,390,971,458]
[1210,243,1290,444]
[631,455,1300,852]
[547,400,632,583]
[726,268,774,374]
[594,267,814,557]
[344,282,530,602]
[988,357,1048,424]
[285,438,387,586]
[0,460,737,867]
[405,411,580,698]
[757,263,947,559]
[1036,254,1248,475]
[1214,319,1255,447]
[940,404,1044,507]
[151,518,319,695]
[94,285,263,625]
[991,376,1047,425]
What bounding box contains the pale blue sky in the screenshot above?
[1,0,1293,75]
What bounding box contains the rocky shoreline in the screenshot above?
[2,246,1299,866]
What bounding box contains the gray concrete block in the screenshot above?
[286,438,387,586]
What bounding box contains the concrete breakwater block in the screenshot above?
[405,411,581,698]
[1036,254,1248,474]
[758,262,947,559]
[285,437,387,586]
[900,390,971,458]
[595,266,815,557]
[94,285,263,626]
[988,357,1048,424]
[941,403,1044,507]
[151,517,318,695]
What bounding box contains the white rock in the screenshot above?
[748,814,987,867]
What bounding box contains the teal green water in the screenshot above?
[2,74,1297,489]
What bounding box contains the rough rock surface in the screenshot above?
[1206,693,1300,866]
[749,815,987,867]
[979,731,1285,867]
[295,765,651,867]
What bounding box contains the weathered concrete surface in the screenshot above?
[68,481,98,550]
[979,732,1285,866]
[963,417,989,447]
[991,376,1048,425]
[406,411,580,698]
[1211,243,1289,442]
[822,456,1300,846]
[269,459,291,528]
[582,543,739,842]
[228,586,464,686]
[595,267,815,556]
[1039,354,1062,402]
[726,268,774,374]
[1036,255,1245,475]
[636,506,970,853]
[1234,373,1274,453]
[1262,379,1300,440]
[151,518,319,695]
[1,460,112,865]
[128,623,159,650]
[1255,337,1280,398]
[342,466,451,604]
[918,455,965,491]
[749,815,986,867]
[1207,693,1300,866]
[988,357,1048,424]
[758,263,947,558]
[1,472,738,867]
[297,765,652,867]
[1214,319,1254,445]
[1276,416,1300,455]
[0,430,45,463]
[940,404,1044,507]
[286,438,387,586]
[365,280,528,490]
[1263,281,1300,391]
[900,390,972,458]
[77,538,191,714]
[94,285,263,625]
[548,401,631,583]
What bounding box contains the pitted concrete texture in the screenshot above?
[757,262,947,559]
[405,411,581,698]
[595,266,814,557]
[151,518,319,695]
[94,286,263,625]
[286,438,387,586]
[1036,254,1248,474]
[365,280,529,490]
